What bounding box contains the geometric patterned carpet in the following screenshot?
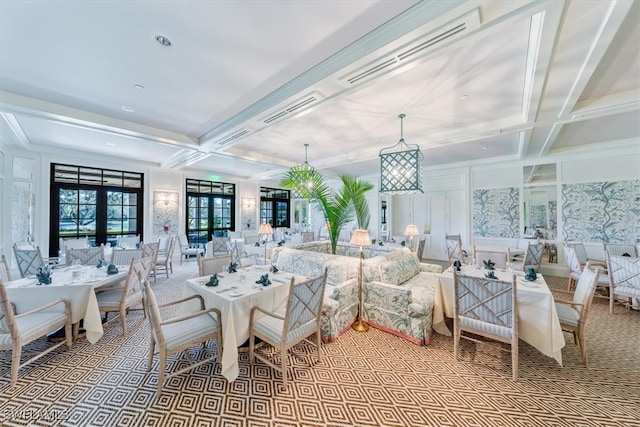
[1,261,639,426]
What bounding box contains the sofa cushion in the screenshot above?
[378,253,421,286]
[275,248,325,279]
[324,258,358,286]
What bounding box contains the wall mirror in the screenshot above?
[523,163,557,239]
[292,199,309,231]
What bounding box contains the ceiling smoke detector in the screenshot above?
[155,35,172,47]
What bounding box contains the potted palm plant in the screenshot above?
[281,165,373,254]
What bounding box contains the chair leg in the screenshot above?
[578,330,588,365]
[281,347,288,387]
[610,290,615,314]
[72,322,80,340]
[316,330,322,362]
[512,337,518,381]
[120,308,127,336]
[453,328,460,361]
[158,351,167,393]
[11,342,21,387]
[249,333,255,365]
[147,340,155,371]
[65,322,73,349]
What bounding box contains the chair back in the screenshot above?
[606,255,640,291]
[301,231,314,243]
[111,248,143,266]
[198,253,231,277]
[227,241,242,266]
[121,257,153,304]
[59,236,89,252]
[473,247,508,270]
[0,254,11,283]
[572,267,600,317]
[445,234,464,265]
[178,233,190,250]
[571,242,589,265]
[522,243,544,271]
[12,244,44,278]
[0,280,17,335]
[117,235,140,249]
[141,279,165,346]
[281,271,328,342]
[563,246,582,276]
[165,235,177,258]
[605,243,638,258]
[453,272,517,338]
[141,241,160,264]
[66,247,104,266]
[209,237,229,255]
[417,238,426,260]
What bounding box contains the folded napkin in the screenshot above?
[270,264,278,273]
[400,241,406,246]
[255,274,271,286]
[524,268,537,282]
[227,262,238,273]
[36,266,52,285]
[254,242,260,247]
[96,259,109,268]
[378,241,384,246]
[453,260,462,271]
[106,264,119,275]
[483,259,496,270]
[484,270,497,279]
[206,273,220,287]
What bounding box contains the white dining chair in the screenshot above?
[606,254,640,314]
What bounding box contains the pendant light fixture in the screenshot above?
[379,114,424,194]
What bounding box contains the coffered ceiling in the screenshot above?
[1,0,638,182]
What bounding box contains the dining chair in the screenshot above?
[141,279,222,394]
[249,270,328,387]
[110,248,143,266]
[445,234,465,266]
[552,266,601,365]
[511,243,544,272]
[116,235,140,249]
[12,244,45,278]
[473,247,508,270]
[453,271,518,380]
[177,233,203,264]
[1,279,72,387]
[198,253,231,277]
[65,247,104,266]
[563,246,610,296]
[227,241,258,267]
[141,241,160,284]
[0,254,11,282]
[59,236,89,252]
[570,242,607,270]
[606,254,640,314]
[206,237,229,258]
[96,257,152,336]
[155,235,176,279]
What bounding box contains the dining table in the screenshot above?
[4,265,128,343]
[182,265,307,381]
[433,265,566,366]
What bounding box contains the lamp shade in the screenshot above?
[350,229,372,247]
[258,223,273,235]
[404,224,420,236]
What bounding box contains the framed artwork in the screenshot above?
[241,196,257,231]
[153,190,179,236]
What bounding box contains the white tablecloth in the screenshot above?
[433,266,565,366]
[182,265,305,381]
[5,265,128,343]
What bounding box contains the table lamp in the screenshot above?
[258,223,273,265]
[350,229,371,332]
[404,224,419,252]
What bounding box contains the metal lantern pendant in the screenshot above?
[379,114,424,194]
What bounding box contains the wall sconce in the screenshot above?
[379,114,424,194]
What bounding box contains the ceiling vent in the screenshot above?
[161,149,211,169]
[260,92,324,125]
[215,128,251,146]
[341,8,480,86]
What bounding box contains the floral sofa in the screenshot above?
[271,242,443,345]
[362,252,443,345]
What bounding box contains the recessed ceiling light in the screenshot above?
[122,106,134,112]
[460,95,469,100]
[155,35,172,47]
[134,84,144,90]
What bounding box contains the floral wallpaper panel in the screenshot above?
[153,191,178,236]
[241,196,257,231]
[562,179,640,243]
[473,188,520,238]
[529,204,547,228]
